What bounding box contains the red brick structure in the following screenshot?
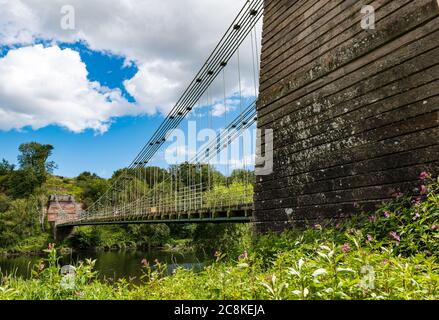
[254,0,439,232]
[46,195,80,223]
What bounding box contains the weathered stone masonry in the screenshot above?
[254,0,439,232]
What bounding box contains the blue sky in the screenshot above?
[0,0,259,178]
[0,42,257,178]
[0,42,150,178]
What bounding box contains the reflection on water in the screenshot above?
[0,249,205,284]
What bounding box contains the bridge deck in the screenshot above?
[56,203,254,227]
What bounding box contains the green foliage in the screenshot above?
[1,225,438,300]
[193,223,252,260]
[0,159,14,176]
[168,224,197,239]
[1,143,56,199]
[359,175,439,258]
[0,244,98,300]
[1,175,436,300]
[67,227,101,249]
[76,175,111,208]
[0,194,11,213]
[203,182,253,207]
[229,169,255,185]
[6,168,41,198]
[15,142,56,194]
[44,175,83,198]
[112,167,165,188]
[17,142,56,175]
[0,195,45,249]
[0,143,54,251]
[1,141,437,300]
[67,224,171,250]
[169,163,225,190]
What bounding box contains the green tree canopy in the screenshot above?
[18,142,56,179]
[4,142,57,198]
[0,159,15,176]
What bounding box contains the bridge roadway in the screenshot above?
[56,202,254,228]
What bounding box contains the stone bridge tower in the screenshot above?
[46,194,81,224]
[254,0,439,232]
[46,194,81,240]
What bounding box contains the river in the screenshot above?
[0,249,205,285]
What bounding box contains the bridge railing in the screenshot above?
[56,183,253,226]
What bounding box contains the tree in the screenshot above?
[5,143,57,198]
[0,159,15,193]
[0,159,14,176]
[76,173,111,208]
[112,167,168,188]
[230,169,255,185]
[76,171,100,182]
[170,162,226,190]
[17,142,56,186]
[7,168,40,198]
[0,193,10,213]
[0,196,42,247]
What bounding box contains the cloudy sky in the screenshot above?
[0,0,261,177]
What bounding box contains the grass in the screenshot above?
[0,174,438,300]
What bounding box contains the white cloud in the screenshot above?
[211,102,235,117]
[0,44,131,133]
[0,0,247,60]
[124,60,185,115]
[0,0,262,132]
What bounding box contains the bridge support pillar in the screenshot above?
[254,0,439,233]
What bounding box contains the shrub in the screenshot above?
[0,175,437,300]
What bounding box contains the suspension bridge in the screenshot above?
[55,0,439,233]
[55,0,263,229]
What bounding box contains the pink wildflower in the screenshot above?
[366,234,374,243]
[420,185,428,195]
[141,258,149,267]
[341,243,350,253]
[238,250,249,261]
[389,231,401,242]
[392,191,403,198]
[419,171,430,180]
[383,211,390,218]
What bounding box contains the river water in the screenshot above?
[0,249,205,285]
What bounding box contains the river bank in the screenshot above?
[0,224,194,257]
[0,246,205,285]
[1,216,438,299]
[1,176,437,299]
